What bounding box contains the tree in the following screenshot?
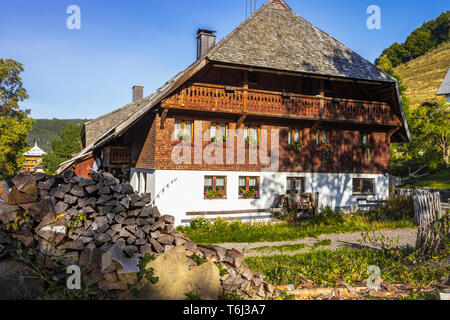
[0,59,34,180]
[42,123,83,174]
[376,10,449,67]
[412,102,450,168]
[376,55,414,176]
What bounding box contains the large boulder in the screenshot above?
[140,246,220,300]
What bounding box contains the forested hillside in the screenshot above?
[28,119,88,152]
[377,11,449,67]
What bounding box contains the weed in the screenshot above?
[137,254,159,284]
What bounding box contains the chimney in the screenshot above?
[196,29,216,60]
[132,85,144,102]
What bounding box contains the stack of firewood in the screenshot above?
[0,171,276,299]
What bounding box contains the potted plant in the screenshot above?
[317,142,333,163]
[289,141,304,160]
[360,143,375,163]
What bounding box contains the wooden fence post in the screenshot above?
[413,190,447,256]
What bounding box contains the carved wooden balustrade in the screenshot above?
[162,83,400,126]
[102,147,131,168]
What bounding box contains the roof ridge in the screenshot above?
[266,0,292,11]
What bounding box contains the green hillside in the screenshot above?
[377,11,449,67]
[28,119,88,152]
[395,42,450,109]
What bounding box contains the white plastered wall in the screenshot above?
[130,169,389,226]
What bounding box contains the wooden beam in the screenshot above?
[186,208,282,216]
[160,109,169,129]
[310,121,321,134]
[237,115,247,128]
[386,127,400,143]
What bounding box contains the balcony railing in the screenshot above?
[162,83,400,126]
[102,147,131,167]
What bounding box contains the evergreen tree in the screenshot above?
[42,123,83,174]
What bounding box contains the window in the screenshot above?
[210,123,228,143]
[316,130,329,145]
[173,120,193,142]
[360,132,371,145]
[288,128,305,145]
[239,176,260,199]
[204,176,227,199]
[353,178,375,195]
[287,177,305,194]
[244,125,259,145]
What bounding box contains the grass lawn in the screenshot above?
[402,168,450,190]
[250,243,309,253]
[245,247,449,291]
[177,214,415,245]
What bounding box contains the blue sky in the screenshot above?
[1,0,448,119]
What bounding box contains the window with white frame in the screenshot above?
[244,125,259,146]
[173,120,193,142]
[239,176,260,199]
[210,123,227,143]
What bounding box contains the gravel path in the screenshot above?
[216,228,418,257]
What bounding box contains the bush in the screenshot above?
[188,217,212,232]
[313,206,346,226]
[364,196,415,221]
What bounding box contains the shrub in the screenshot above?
[313,206,346,226]
[363,196,414,221]
[188,217,212,232]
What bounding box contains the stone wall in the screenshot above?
[0,171,276,300]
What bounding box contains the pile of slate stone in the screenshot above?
[0,171,275,300]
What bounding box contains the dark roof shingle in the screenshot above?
[207,0,393,82]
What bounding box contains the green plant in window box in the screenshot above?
[240,188,259,199]
[204,188,225,199]
[245,137,259,147]
[360,144,375,163]
[211,135,225,145]
[178,134,191,142]
[289,141,304,161]
[317,142,333,163]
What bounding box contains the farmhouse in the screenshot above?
[438,68,450,103]
[58,0,411,225]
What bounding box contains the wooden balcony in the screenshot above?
[162,83,401,126]
[102,147,131,168]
